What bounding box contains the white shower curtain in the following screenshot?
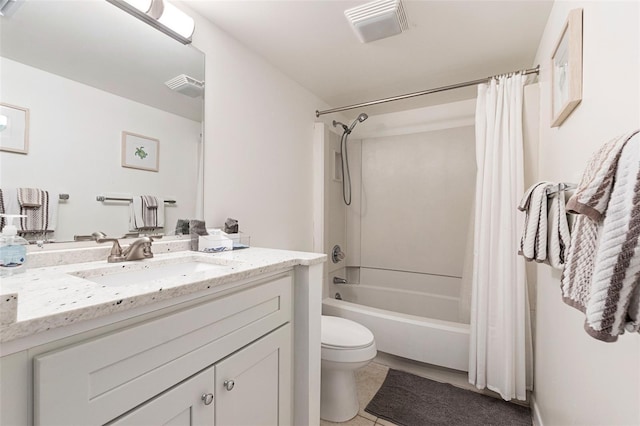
[469,74,532,401]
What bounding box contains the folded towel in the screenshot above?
[17,188,42,208]
[141,195,158,209]
[547,185,572,270]
[13,187,57,233]
[141,196,158,227]
[561,130,640,342]
[518,181,552,262]
[130,195,164,231]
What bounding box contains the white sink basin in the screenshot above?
[69,257,237,287]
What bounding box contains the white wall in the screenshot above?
[359,126,476,277]
[188,9,334,252]
[532,2,640,425]
[0,57,200,241]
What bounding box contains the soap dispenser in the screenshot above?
[0,214,29,276]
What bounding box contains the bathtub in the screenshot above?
[322,268,470,371]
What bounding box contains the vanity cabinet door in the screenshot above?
[216,323,292,426]
[108,366,215,426]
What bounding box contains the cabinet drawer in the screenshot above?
[35,273,292,426]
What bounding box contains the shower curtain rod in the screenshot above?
[315,65,540,117]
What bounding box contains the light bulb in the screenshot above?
[121,0,152,13]
[157,1,195,39]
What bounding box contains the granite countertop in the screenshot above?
[0,247,325,343]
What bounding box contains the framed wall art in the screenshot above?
[551,8,583,128]
[0,103,30,154]
[121,131,159,172]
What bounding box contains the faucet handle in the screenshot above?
[96,238,124,262]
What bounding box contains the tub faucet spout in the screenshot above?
[333,277,348,284]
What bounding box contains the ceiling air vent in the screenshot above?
[164,74,204,98]
[344,0,409,43]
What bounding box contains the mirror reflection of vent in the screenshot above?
[165,74,204,97]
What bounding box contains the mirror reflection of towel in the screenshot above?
[2,187,58,233]
[130,195,164,230]
[18,188,47,232]
[141,196,158,227]
[17,188,42,208]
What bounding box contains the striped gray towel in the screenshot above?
[561,130,640,341]
[141,196,158,228]
[17,187,42,208]
[547,185,572,270]
[17,188,50,232]
[518,181,552,262]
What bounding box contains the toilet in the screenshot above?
[320,315,377,423]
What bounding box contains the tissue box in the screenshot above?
[199,234,233,252]
[226,232,250,249]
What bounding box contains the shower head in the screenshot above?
[348,112,368,132]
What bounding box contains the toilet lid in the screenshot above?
[321,316,374,349]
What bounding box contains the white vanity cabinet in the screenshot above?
[110,325,291,426]
[33,273,293,426]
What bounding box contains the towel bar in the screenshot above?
[96,195,176,204]
[545,182,576,196]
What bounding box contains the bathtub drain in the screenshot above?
[334,293,342,300]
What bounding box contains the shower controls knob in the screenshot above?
[332,245,346,263]
[201,393,214,405]
[224,379,235,391]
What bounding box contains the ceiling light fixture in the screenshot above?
[106,0,195,44]
[0,0,24,17]
[344,0,409,43]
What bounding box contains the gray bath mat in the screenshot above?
[365,369,531,426]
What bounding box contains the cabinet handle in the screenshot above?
[201,393,214,405]
[224,379,235,391]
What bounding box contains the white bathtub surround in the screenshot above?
[469,74,532,401]
[323,298,469,371]
[332,267,462,322]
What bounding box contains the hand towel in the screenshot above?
[547,186,572,270]
[16,187,55,233]
[561,130,640,342]
[130,196,165,230]
[141,195,158,209]
[17,188,42,208]
[585,135,640,341]
[141,196,158,228]
[518,181,552,262]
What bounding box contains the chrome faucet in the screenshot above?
[333,277,348,284]
[97,235,161,263]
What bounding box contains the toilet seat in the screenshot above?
[321,316,374,349]
[321,316,376,363]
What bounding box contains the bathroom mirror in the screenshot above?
[0,0,204,243]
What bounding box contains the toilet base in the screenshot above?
[320,367,359,422]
